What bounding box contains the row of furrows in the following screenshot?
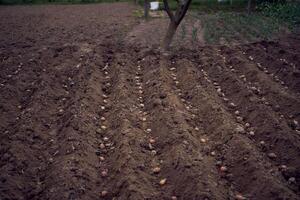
[238,43,300,95]
[95,51,162,199]
[218,46,300,133]
[0,49,91,199]
[96,59,116,198]
[188,47,300,196]
[0,59,50,200]
[169,55,299,199]
[135,58,164,191]
[166,58,240,199]
[40,53,109,200]
[141,54,232,199]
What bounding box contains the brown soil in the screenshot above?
[0,3,299,200]
[126,12,204,48]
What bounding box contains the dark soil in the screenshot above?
[0,3,299,200]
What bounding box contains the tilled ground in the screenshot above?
[0,3,300,200]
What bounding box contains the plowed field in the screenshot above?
[0,3,300,200]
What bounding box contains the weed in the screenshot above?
[192,26,198,42]
[181,24,186,40]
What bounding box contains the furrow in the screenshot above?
[97,51,160,199]
[172,56,299,199]
[141,54,232,200]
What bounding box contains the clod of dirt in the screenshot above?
[152,167,161,174]
[146,128,152,133]
[273,105,280,112]
[96,128,102,134]
[151,150,157,155]
[101,170,108,177]
[149,138,155,144]
[267,152,277,159]
[220,166,227,172]
[101,190,108,197]
[235,194,247,200]
[288,177,296,184]
[260,141,266,146]
[99,156,105,161]
[235,126,246,134]
[248,131,255,136]
[153,99,162,107]
[159,178,167,186]
[229,102,237,108]
[95,150,101,156]
[220,166,228,172]
[279,165,287,171]
[236,116,243,122]
[100,143,105,149]
[159,93,167,99]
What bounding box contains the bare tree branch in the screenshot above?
[162,0,192,49]
[163,0,175,22]
[175,0,192,24]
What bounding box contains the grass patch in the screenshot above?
[257,2,300,29]
[198,11,285,44]
[0,0,126,5]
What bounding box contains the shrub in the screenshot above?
[257,2,300,27]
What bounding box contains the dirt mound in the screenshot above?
[0,3,300,200]
[126,14,204,48]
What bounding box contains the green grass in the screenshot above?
[199,11,285,44]
[0,0,126,5]
[258,2,300,28]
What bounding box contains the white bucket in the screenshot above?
[150,2,159,10]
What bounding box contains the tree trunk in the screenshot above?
[163,21,178,50]
[247,0,251,14]
[144,0,150,19]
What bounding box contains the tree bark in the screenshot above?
[247,0,251,14]
[163,21,178,50]
[162,0,192,50]
[144,0,150,19]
